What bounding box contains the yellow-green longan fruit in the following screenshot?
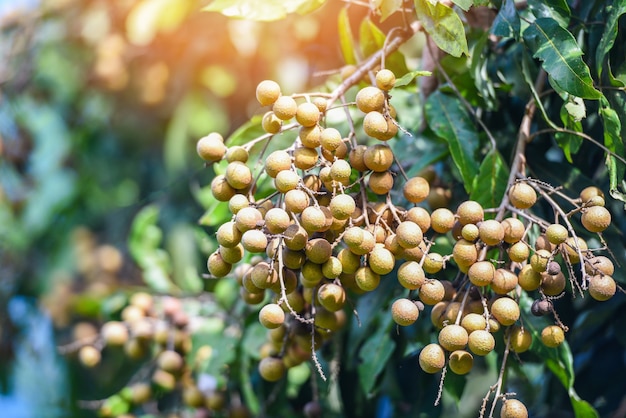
[448,350,473,375]
[256,80,281,106]
[419,343,446,373]
[356,86,385,113]
[541,325,565,348]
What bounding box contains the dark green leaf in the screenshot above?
[357,317,395,394]
[414,0,469,57]
[595,3,626,80]
[394,70,432,88]
[425,91,480,193]
[523,18,602,99]
[469,149,509,211]
[491,0,519,37]
[470,32,497,109]
[338,7,357,65]
[528,0,570,27]
[599,97,626,196]
[203,0,326,21]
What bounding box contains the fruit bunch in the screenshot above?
[198,71,620,416]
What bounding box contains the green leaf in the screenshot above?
[555,100,583,163]
[374,0,403,21]
[491,0,519,37]
[469,149,509,211]
[338,7,357,65]
[470,32,497,110]
[359,17,409,76]
[425,91,480,193]
[595,3,626,82]
[599,97,626,197]
[528,0,570,27]
[203,0,326,21]
[451,0,472,12]
[167,224,203,293]
[523,18,602,99]
[357,317,395,394]
[394,70,432,88]
[414,0,469,58]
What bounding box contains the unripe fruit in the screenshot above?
[183,386,205,408]
[509,325,532,353]
[588,274,616,301]
[508,182,537,209]
[500,399,528,418]
[259,303,285,329]
[211,175,237,201]
[449,350,473,375]
[468,261,495,287]
[226,145,249,163]
[422,252,444,274]
[330,194,356,220]
[419,280,446,305]
[396,221,423,248]
[438,324,469,351]
[368,245,395,275]
[296,102,321,127]
[321,256,343,279]
[78,345,101,367]
[318,283,346,311]
[468,329,496,356]
[264,208,291,234]
[376,69,396,91]
[197,133,226,162]
[265,150,292,178]
[419,343,446,373]
[363,144,394,172]
[355,266,380,291]
[368,171,394,195]
[256,80,281,106]
[546,223,568,245]
[262,111,282,134]
[491,297,520,326]
[507,241,530,263]
[293,146,319,170]
[541,325,565,347]
[208,252,232,277]
[581,206,611,232]
[456,201,484,225]
[258,356,285,381]
[356,86,385,113]
[272,95,297,120]
[518,264,542,291]
[343,226,376,255]
[320,128,343,152]
[391,298,420,326]
[461,223,480,242]
[431,208,456,233]
[301,261,324,287]
[397,261,425,290]
[502,217,525,243]
[157,350,184,373]
[101,321,129,346]
[530,249,551,272]
[284,189,310,214]
[225,162,252,190]
[241,229,268,253]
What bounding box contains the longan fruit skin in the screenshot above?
[258,356,285,382]
[509,325,532,353]
[581,206,611,233]
[448,350,473,375]
[438,324,469,351]
[356,86,385,113]
[397,261,425,290]
[259,304,285,329]
[588,274,616,301]
[431,208,456,233]
[256,80,281,106]
[508,182,537,209]
[502,217,525,243]
[419,343,446,374]
[272,95,297,120]
[500,399,528,418]
[468,329,495,356]
[197,133,226,162]
[456,200,484,225]
[468,260,495,287]
[490,297,520,326]
[403,176,430,203]
[541,325,565,348]
[391,298,420,326]
[376,69,396,91]
[296,102,321,127]
[419,280,446,305]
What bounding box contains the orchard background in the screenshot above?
[1,0,626,417]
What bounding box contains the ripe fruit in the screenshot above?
[396,221,423,248]
[256,80,281,106]
[241,229,268,253]
[197,133,226,162]
[375,69,396,91]
[403,176,430,203]
[272,95,297,120]
[356,86,385,113]
[438,324,469,351]
[452,239,478,270]
[262,111,282,134]
[208,252,232,277]
[368,245,395,275]
[448,350,473,375]
[264,208,291,234]
[293,146,319,170]
[562,236,588,263]
[211,175,237,201]
[330,194,356,220]
[391,298,420,326]
[265,150,292,178]
[78,345,101,367]
[259,303,285,329]
[468,260,495,287]
[507,241,530,263]
[320,127,343,152]
[468,329,496,356]
[541,325,565,348]
[419,280,446,305]
[422,252,444,274]
[355,266,381,291]
[546,223,568,245]
[296,102,321,127]
[509,325,532,353]
[343,226,376,255]
[419,343,446,373]
[518,264,542,291]
[363,144,394,172]
[299,125,322,148]
[431,208,455,233]
[588,274,616,301]
[456,200,484,225]
[479,219,504,246]
[284,189,310,213]
[500,399,528,418]
[541,271,566,296]
[581,206,611,232]
[585,255,615,276]
[225,162,252,190]
[101,321,129,346]
[502,217,525,243]
[157,350,184,373]
[318,283,346,311]
[258,356,285,382]
[490,297,520,326]
[579,185,604,204]
[397,261,425,290]
[461,313,487,334]
[301,206,327,233]
[508,182,537,209]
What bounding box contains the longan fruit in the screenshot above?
[403,176,430,203]
[330,194,356,220]
[391,298,420,326]
[419,279,446,305]
[502,217,525,243]
[322,140,348,162]
[452,239,478,270]
[479,219,504,246]
[397,260,425,290]
[299,125,322,148]
[321,256,343,279]
[356,86,385,113]
[235,207,263,232]
[197,133,226,162]
[78,345,101,367]
[250,262,278,289]
[368,245,396,275]
[419,343,446,373]
[468,261,495,287]
[208,252,232,277]
[491,268,518,294]
[343,226,376,255]
[157,350,184,373]
[349,145,369,172]
[531,299,553,316]
[438,324,469,351]
[259,356,285,381]
[259,304,285,329]
[330,159,352,183]
[283,224,308,251]
[581,206,611,233]
[265,150,292,178]
[422,252,444,274]
[284,189,310,214]
[375,69,396,91]
[226,145,249,163]
[395,221,423,249]
[293,146,319,170]
[449,350,473,375]
[588,274,616,301]
[337,247,361,274]
[272,95,297,120]
[541,325,565,348]
[228,194,250,215]
[518,264,542,291]
[355,266,381,291]
[461,223,479,242]
[225,161,252,190]
[508,182,537,209]
[262,111,282,134]
[585,255,615,276]
[241,287,265,305]
[241,229,268,253]
[363,144,394,172]
[500,399,528,418]
[431,208,456,233]
[256,80,281,106]
[312,96,327,113]
[274,170,300,193]
[427,186,451,209]
[545,223,568,245]
[300,206,327,233]
[296,102,321,127]
[461,313,487,334]
[317,283,347,312]
[541,271,566,296]
[509,325,532,353]
[405,207,431,232]
[101,321,129,346]
[468,329,496,356]
[320,127,343,152]
[508,241,530,263]
[369,171,394,195]
[530,249,551,273]
[363,111,396,141]
[305,238,332,264]
[217,244,243,269]
[562,236,587,263]
[579,185,604,204]
[456,201,484,225]
[491,297,520,326]
[211,174,237,201]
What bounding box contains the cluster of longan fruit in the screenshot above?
[197,71,619,417]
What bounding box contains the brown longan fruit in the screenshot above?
[208,252,232,278]
[508,182,537,209]
[405,207,431,232]
[256,80,281,106]
[491,268,518,294]
[235,207,263,232]
[562,236,587,263]
[581,206,611,232]
[300,206,326,233]
[468,261,495,287]
[431,208,456,233]
[225,161,252,190]
[419,279,446,305]
[585,255,615,276]
[299,125,322,148]
[449,350,473,375]
[397,261,425,290]
[296,102,321,127]
[284,189,310,214]
[375,69,396,91]
[391,298,419,326]
[588,274,616,301]
[579,185,604,204]
[228,194,250,215]
[262,111,282,134]
[468,329,495,356]
[479,219,504,246]
[349,145,369,172]
[355,266,381,291]
[216,221,242,248]
[356,86,385,113]
[250,262,278,289]
[452,239,478,270]
[491,297,520,326]
[241,229,268,253]
[456,200,484,225]
[369,171,394,195]
[259,356,285,381]
[218,244,244,267]
[320,127,343,152]
[211,175,237,201]
[157,350,184,373]
[363,144,394,172]
[272,95,297,120]
[226,145,249,163]
[282,224,307,251]
[500,399,528,418]
[305,238,332,264]
[197,132,226,162]
[509,325,532,353]
[518,264,542,291]
[312,96,328,113]
[427,186,451,209]
[322,140,348,162]
[293,146,319,170]
[541,271,566,295]
[368,245,396,275]
[461,313,487,334]
[78,345,101,368]
[419,343,446,373]
[502,217,525,243]
[330,159,352,183]
[396,221,423,249]
[363,111,396,141]
[461,223,480,242]
[541,325,565,348]
[438,324,469,351]
[403,176,430,203]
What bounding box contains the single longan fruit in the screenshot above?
[423,252,444,274]
[585,256,615,276]
[461,223,480,242]
[300,206,327,233]
[405,207,431,232]
[518,264,542,291]
[259,356,285,382]
[250,262,278,289]
[283,224,308,251]
[317,283,346,312]
[579,185,604,204]
[78,345,101,367]
[265,150,292,178]
[452,239,478,270]
[456,201,484,225]
[197,133,226,162]
[241,229,268,253]
[461,313,487,334]
[479,219,504,246]
[419,279,446,305]
[545,223,568,245]
[293,146,319,170]
[376,69,396,91]
[349,145,369,172]
[369,171,394,195]
[235,206,263,232]
[228,193,250,214]
[438,324,469,351]
[468,329,496,356]
[508,241,530,263]
[502,217,525,243]
[581,206,611,233]
[588,274,616,301]
[101,321,129,346]
[468,261,495,287]
[500,399,528,418]
[391,298,419,326]
[368,245,395,275]
[355,266,381,291]
[330,159,352,183]
[296,102,321,127]
[305,238,332,264]
[449,350,473,375]
[491,297,520,326]
[274,170,300,193]
[220,244,244,264]
[157,350,184,373]
[226,145,249,163]
[284,189,310,214]
[541,271,566,296]
[330,194,356,220]
[259,303,285,329]
[396,221,423,249]
[320,127,343,152]
[508,182,537,209]
[322,140,348,162]
[262,111,282,134]
[363,144,394,172]
[363,111,395,141]
[541,325,565,348]
[208,252,232,277]
[419,343,446,373]
[299,125,322,148]
[343,226,376,255]
[509,325,532,353]
[530,249,551,272]
[531,299,553,316]
[398,261,425,290]
[356,86,385,113]
[427,186,451,209]
[225,161,252,190]
[272,95,297,120]
[256,80,281,106]
[562,236,587,263]
[211,175,237,201]
[403,176,430,203]
[431,208,456,233]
